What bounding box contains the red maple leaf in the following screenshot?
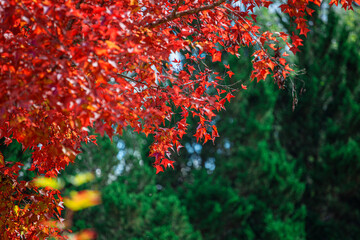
[212,51,222,62]
[154,164,164,174]
[227,70,235,78]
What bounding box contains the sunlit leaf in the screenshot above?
[13,205,19,216]
[64,190,101,211]
[68,229,97,240]
[33,177,64,190]
[70,172,95,186]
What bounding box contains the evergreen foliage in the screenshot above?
[276,7,360,240]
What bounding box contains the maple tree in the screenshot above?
[0,0,358,238]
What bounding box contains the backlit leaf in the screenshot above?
[64,190,101,211]
[33,177,64,190]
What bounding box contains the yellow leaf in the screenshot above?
[64,190,101,211]
[33,177,64,189]
[14,205,19,216]
[71,172,95,186]
[105,40,121,51]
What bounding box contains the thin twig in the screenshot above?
[146,0,226,28]
[117,73,146,85]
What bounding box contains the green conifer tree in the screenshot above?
[275,6,360,240]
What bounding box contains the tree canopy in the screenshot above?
[0,0,359,238]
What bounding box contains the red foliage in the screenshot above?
[0,161,64,239]
[0,0,357,238]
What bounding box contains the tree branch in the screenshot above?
[146,0,226,29]
[117,73,146,85]
[171,0,183,18]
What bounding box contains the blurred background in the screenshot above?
[2,3,360,240]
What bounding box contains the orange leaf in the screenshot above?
[212,51,222,62]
